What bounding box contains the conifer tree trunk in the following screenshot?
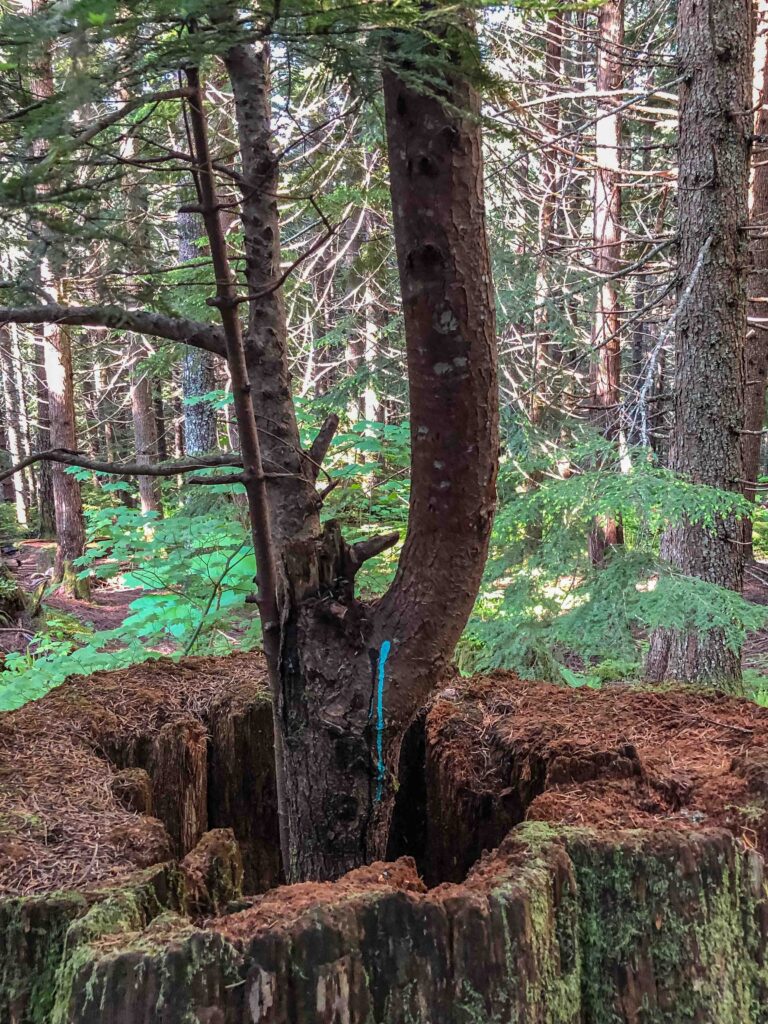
[201,16,497,881]
[43,320,89,597]
[129,342,162,516]
[153,385,168,462]
[0,328,29,527]
[0,416,16,506]
[178,209,218,455]
[532,6,563,424]
[589,0,624,564]
[34,338,56,538]
[742,0,768,558]
[0,9,498,885]
[21,0,54,537]
[646,0,752,686]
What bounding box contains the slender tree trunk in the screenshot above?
[0,328,29,527]
[532,8,564,424]
[361,279,381,426]
[630,134,654,444]
[129,340,162,515]
[34,338,56,537]
[589,0,625,564]
[43,318,89,597]
[172,393,185,459]
[16,339,36,510]
[23,0,84,557]
[178,209,219,455]
[91,358,116,463]
[0,410,16,505]
[742,0,768,558]
[154,385,168,462]
[646,0,752,686]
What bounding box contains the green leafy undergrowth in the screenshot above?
[0,498,260,710]
[458,429,766,686]
[0,414,412,709]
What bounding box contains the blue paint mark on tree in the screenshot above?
[375,640,392,802]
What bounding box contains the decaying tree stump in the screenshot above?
[4,657,768,1022]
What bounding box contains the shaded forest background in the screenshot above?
[0,0,765,707]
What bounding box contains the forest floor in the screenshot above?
[4,629,768,1022]
[11,539,143,631]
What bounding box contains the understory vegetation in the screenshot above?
[2,419,765,711]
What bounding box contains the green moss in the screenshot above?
[565,829,768,1023]
[0,863,186,1024]
[0,890,88,1024]
[486,825,581,1023]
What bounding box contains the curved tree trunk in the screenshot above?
[646,0,752,686]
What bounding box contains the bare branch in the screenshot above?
[187,472,246,485]
[307,413,340,480]
[0,304,226,357]
[74,89,194,147]
[0,449,243,484]
[348,532,400,569]
[235,222,340,304]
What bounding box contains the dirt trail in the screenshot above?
[9,540,142,633]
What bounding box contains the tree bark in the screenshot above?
[43,319,90,597]
[0,11,499,884]
[0,417,16,506]
[129,340,162,516]
[646,0,752,686]
[0,328,29,527]
[589,0,625,565]
[532,7,564,425]
[153,384,168,462]
[742,0,768,558]
[216,20,497,881]
[34,337,56,537]
[178,209,219,455]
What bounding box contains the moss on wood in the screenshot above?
[18,825,766,1024]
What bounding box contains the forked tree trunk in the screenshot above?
[589,0,624,565]
[742,0,768,559]
[0,11,497,884]
[206,17,497,881]
[646,0,752,686]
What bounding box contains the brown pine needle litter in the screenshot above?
[0,652,268,896]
